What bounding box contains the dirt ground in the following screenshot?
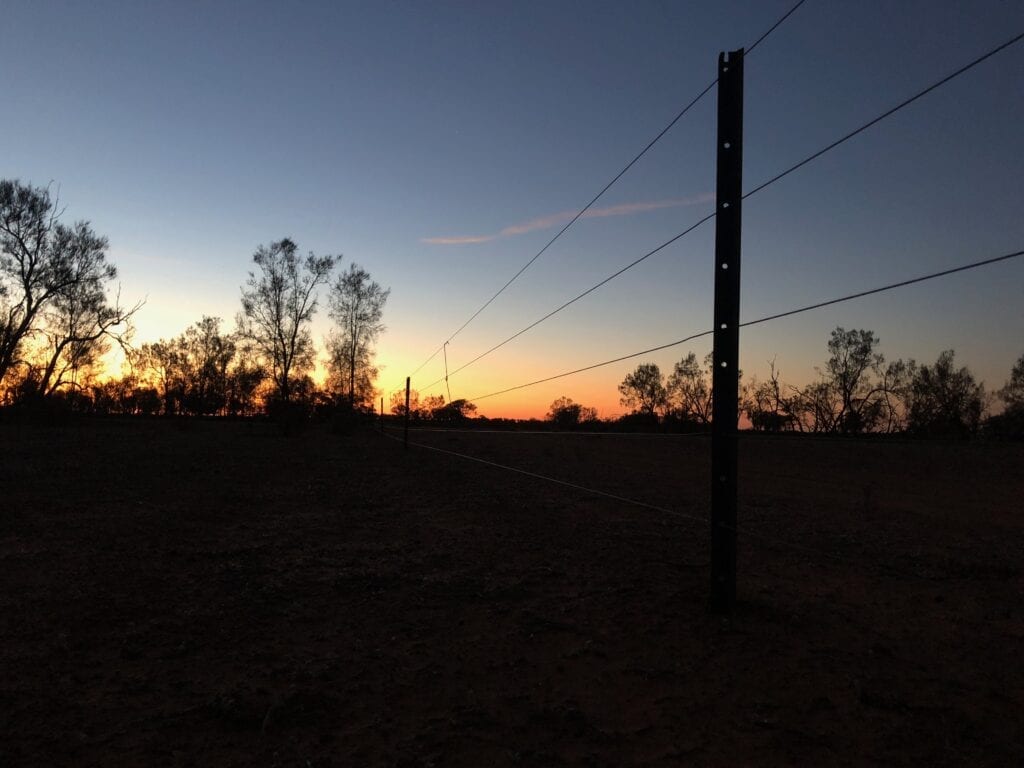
[2,419,1022,766]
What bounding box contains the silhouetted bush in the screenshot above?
[614,412,661,432]
[984,408,1024,440]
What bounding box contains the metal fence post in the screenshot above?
[404,377,411,448]
[710,48,744,614]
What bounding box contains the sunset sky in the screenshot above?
[3,1,1023,419]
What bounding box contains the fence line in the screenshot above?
[381,427,707,525]
[380,426,937,583]
[386,426,710,438]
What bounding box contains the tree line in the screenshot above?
[388,390,478,424]
[0,179,388,417]
[609,327,1024,438]
[5,178,1021,436]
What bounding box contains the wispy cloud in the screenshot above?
[420,234,497,245]
[421,193,713,246]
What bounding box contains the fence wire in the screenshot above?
[380,426,946,583]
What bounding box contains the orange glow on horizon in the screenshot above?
[375,348,628,421]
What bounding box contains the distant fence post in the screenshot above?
[380,396,384,433]
[710,48,744,614]
[404,377,411,448]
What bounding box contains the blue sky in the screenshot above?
[3,0,1023,417]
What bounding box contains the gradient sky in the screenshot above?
[3,0,1023,419]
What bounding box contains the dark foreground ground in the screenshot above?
[1,419,1022,766]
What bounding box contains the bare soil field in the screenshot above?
[2,419,1022,766]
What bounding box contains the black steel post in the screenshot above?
[404,377,411,449]
[710,48,744,614]
[380,396,384,433]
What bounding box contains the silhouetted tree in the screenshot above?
[327,263,389,409]
[224,354,266,417]
[790,379,839,433]
[905,350,985,438]
[237,238,335,407]
[390,390,454,421]
[0,179,139,397]
[986,353,1024,437]
[89,374,159,416]
[1000,354,1024,413]
[390,388,419,417]
[432,398,476,424]
[546,396,597,428]
[876,359,912,433]
[789,327,908,434]
[743,358,798,432]
[421,394,445,419]
[618,363,667,417]
[134,340,186,415]
[177,316,237,414]
[132,318,264,416]
[666,352,713,425]
[32,277,140,398]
